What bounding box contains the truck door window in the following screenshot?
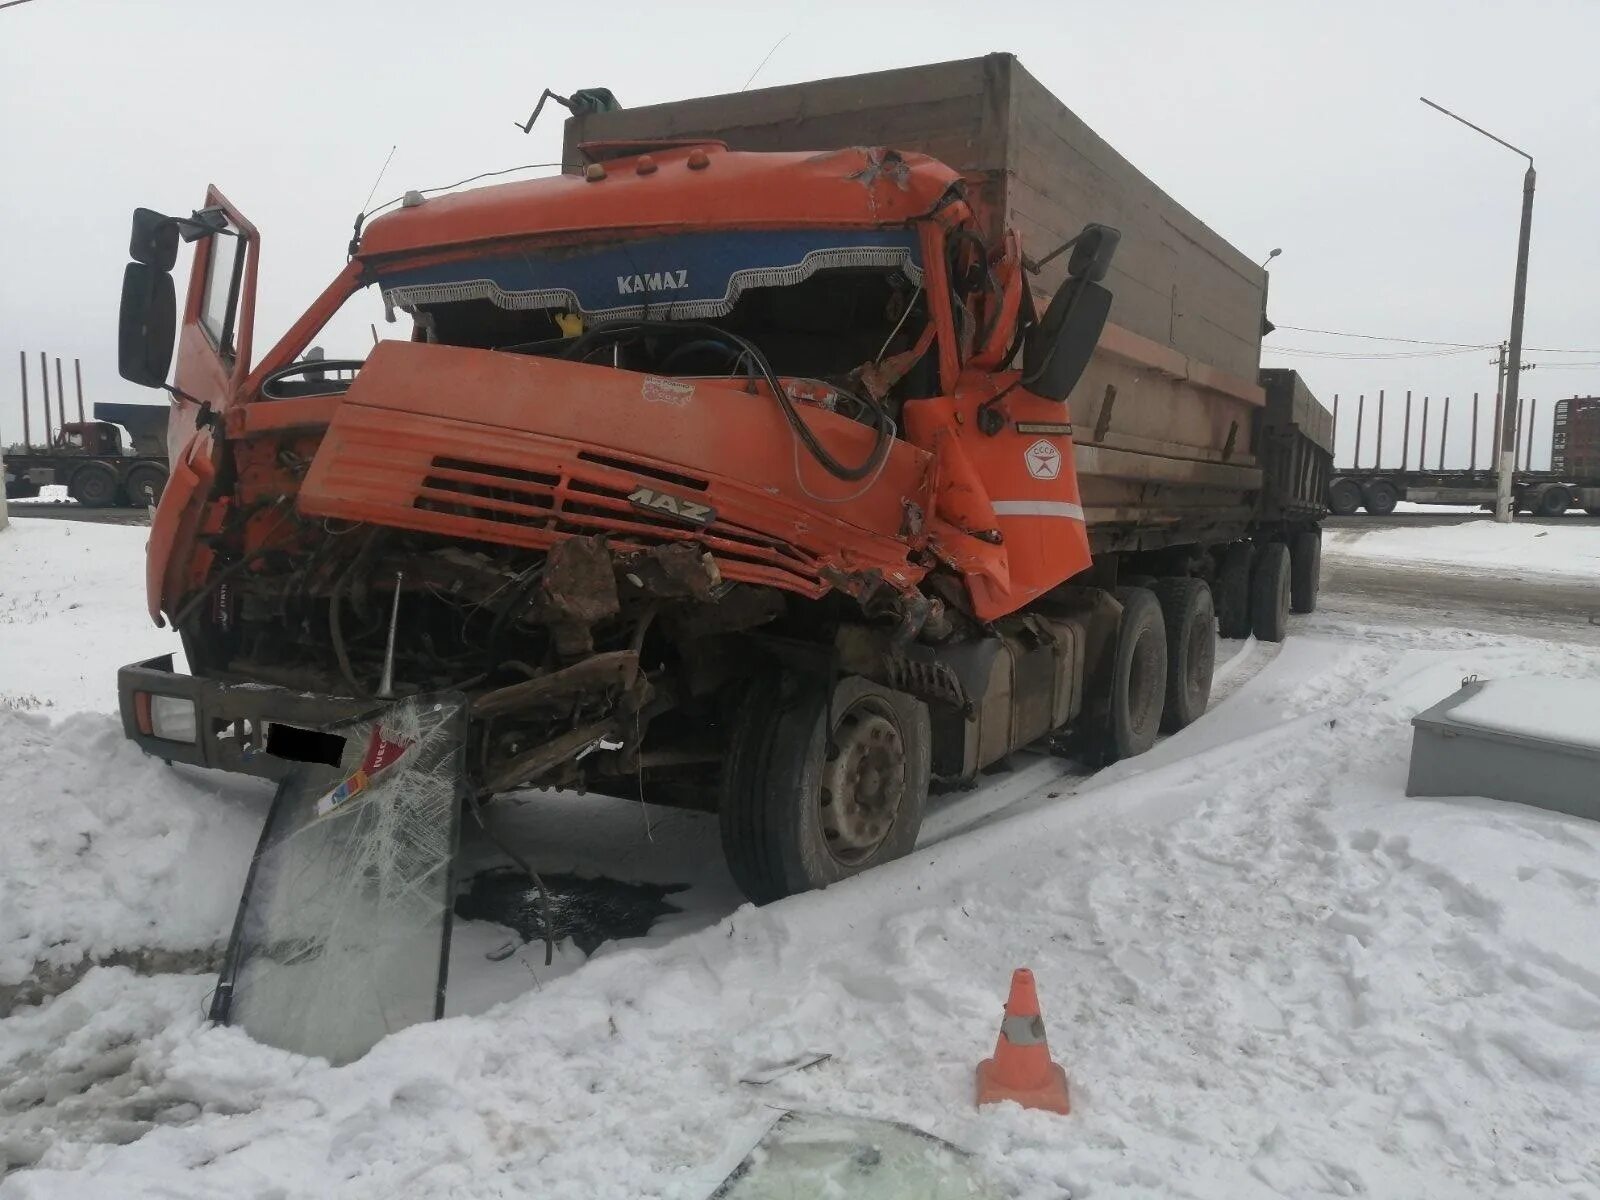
[200,224,244,360]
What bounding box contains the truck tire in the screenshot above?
[1215,542,1253,639]
[1361,479,1399,516]
[1251,542,1292,642]
[1289,529,1322,614]
[1534,485,1571,517]
[1107,587,1168,760]
[719,674,930,905]
[1152,578,1214,733]
[123,463,168,507]
[1327,477,1363,516]
[68,463,118,508]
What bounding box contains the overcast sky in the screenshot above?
[3,0,1597,470]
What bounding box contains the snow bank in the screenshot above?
[1324,518,1600,580]
[0,709,269,993]
[4,629,1598,1197]
[0,521,180,715]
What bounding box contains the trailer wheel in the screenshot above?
[719,674,930,905]
[1153,579,1214,733]
[1215,542,1253,639]
[1361,479,1399,516]
[68,463,118,508]
[1289,529,1322,614]
[1534,485,1571,517]
[1327,478,1363,516]
[123,464,168,507]
[1107,587,1167,760]
[1250,542,1292,642]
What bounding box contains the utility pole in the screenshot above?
[1421,97,1535,523]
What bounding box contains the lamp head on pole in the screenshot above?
[1261,247,1282,269]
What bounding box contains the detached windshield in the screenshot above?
[377,229,932,395]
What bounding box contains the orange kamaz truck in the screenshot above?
[115,55,1329,907]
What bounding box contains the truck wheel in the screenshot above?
[1327,478,1363,516]
[1251,542,1292,642]
[124,464,168,507]
[68,463,118,508]
[1361,479,1399,515]
[1153,579,1214,733]
[1534,485,1571,517]
[1215,542,1253,639]
[1289,529,1322,614]
[719,674,930,905]
[1107,587,1168,759]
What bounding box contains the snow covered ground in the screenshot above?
[1325,517,1600,581]
[2,524,1599,1197]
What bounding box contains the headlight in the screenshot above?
[149,694,198,743]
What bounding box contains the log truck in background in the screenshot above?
[4,400,169,506]
[113,55,1330,904]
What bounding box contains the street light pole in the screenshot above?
[1421,97,1535,523]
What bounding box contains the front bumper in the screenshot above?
[118,654,377,781]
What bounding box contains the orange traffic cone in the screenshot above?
[976,968,1071,1114]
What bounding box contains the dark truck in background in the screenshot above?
[1327,393,1600,517]
[3,399,169,506]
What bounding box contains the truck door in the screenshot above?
[169,187,259,462]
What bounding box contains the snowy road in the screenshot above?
[2,521,1598,1197]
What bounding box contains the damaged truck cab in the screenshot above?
[115,62,1328,905]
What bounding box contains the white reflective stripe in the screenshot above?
[990,500,1085,520]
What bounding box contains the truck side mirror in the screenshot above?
[130,207,180,272]
[1022,278,1113,402]
[1065,223,1120,283]
[118,262,176,388]
[1021,222,1120,402]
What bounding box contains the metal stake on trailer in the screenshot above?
[1402,391,1413,471]
[18,350,30,451]
[37,352,50,444]
[1439,396,1451,470]
[1470,393,1480,469]
[1427,395,1440,473]
[74,358,85,424]
[1375,390,1385,469]
[1354,394,1365,470]
[1525,398,1538,471]
[54,358,66,434]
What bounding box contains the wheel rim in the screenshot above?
[818,699,907,866]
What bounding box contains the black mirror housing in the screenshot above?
[1022,279,1113,403]
[118,262,176,388]
[130,208,179,272]
[1066,223,1121,283]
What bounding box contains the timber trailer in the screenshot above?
[111,56,1328,1057]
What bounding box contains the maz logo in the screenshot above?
[617,270,689,295]
[628,486,716,526]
